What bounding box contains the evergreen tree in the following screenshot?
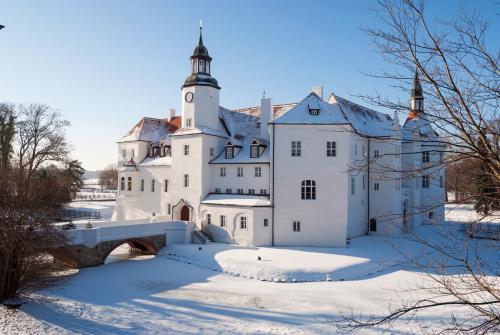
[0,103,15,169]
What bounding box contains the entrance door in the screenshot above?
[180,205,190,221]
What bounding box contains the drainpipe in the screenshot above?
[271,123,275,246]
[367,138,371,234]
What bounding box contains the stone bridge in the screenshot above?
[50,220,193,268]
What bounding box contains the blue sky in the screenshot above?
[0,0,496,170]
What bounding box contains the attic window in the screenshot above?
[308,101,320,115]
[225,146,234,159]
[250,144,259,158]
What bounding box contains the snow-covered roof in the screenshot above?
[235,103,296,118]
[118,117,181,143]
[171,126,228,138]
[334,96,393,137]
[402,114,439,141]
[119,158,138,172]
[211,107,270,164]
[271,93,349,125]
[201,194,271,207]
[139,155,173,166]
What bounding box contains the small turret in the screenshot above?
[408,70,424,120]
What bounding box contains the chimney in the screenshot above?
[168,108,176,122]
[260,98,272,140]
[312,86,323,100]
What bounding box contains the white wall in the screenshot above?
[271,124,351,247]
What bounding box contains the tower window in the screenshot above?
[264,219,268,227]
[120,177,125,191]
[422,175,430,188]
[164,179,169,192]
[210,147,214,156]
[301,180,316,200]
[422,151,430,163]
[186,118,192,127]
[220,167,226,177]
[374,182,380,191]
[293,221,301,232]
[206,213,211,225]
[199,59,206,73]
[151,179,155,192]
[184,174,189,187]
[184,145,190,155]
[374,150,380,158]
[168,204,171,215]
[327,141,336,157]
[351,177,355,195]
[237,167,243,177]
[291,141,301,157]
[127,177,132,191]
[122,149,126,158]
[220,215,226,227]
[255,167,262,177]
[141,179,144,192]
[240,216,247,229]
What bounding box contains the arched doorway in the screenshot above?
[181,205,190,221]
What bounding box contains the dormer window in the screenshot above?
[148,146,154,158]
[225,146,234,159]
[250,145,259,158]
[308,101,320,115]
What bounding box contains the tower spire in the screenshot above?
[408,69,424,120]
[199,20,203,46]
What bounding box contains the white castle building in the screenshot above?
[113,29,445,247]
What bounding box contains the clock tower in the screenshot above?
[181,26,221,130]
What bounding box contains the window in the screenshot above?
[374,150,380,158]
[256,122,261,129]
[327,141,336,157]
[351,177,355,195]
[120,177,125,191]
[220,167,226,177]
[440,175,443,188]
[226,188,232,194]
[264,219,268,227]
[422,151,430,163]
[186,118,192,127]
[374,182,380,191]
[167,204,171,215]
[354,144,358,156]
[141,179,144,192]
[206,214,211,224]
[237,188,243,194]
[215,187,221,193]
[131,149,135,158]
[249,189,255,195]
[250,145,259,158]
[309,108,319,115]
[293,221,301,232]
[164,179,169,192]
[237,167,243,177]
[220,215,226,227]
[291,141,301,157]
[428,212,434,219]
[184,174,189,187]
[122,149,126,158]
[240,216,247,229]
[127,177,132,191]
[184,145,190,155]
[363,175,366,190]
[199,59,205,73]
[301,180,316,200]
[255,167,262,177]
[210,147,214,157]
[151,179,155,192]
[260,189,267,195]
[439,152,443,163]
[395,178,401,191]
[225,146,234,159]
[422,175,430,188]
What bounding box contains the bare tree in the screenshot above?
[16,104,70,179]
[338,0,499,333]
[0,103,15,169]
[98,164,118,190]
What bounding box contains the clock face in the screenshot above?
[185,92,194,103]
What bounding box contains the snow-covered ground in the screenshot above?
[1,203,498,334]
[67,200,116,222]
